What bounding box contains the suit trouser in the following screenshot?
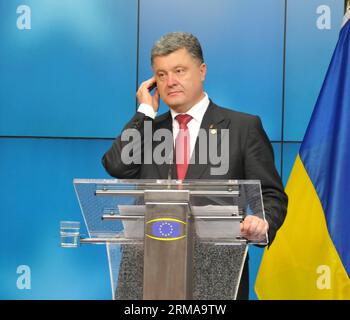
[236,258,249,300]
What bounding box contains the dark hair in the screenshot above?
[151,32,204,65]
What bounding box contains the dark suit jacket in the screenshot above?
[103,100,288,243]
[102,100,288,299]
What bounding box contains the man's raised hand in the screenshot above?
[136,77,160,112]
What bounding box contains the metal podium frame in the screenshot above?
[61,179,268,300]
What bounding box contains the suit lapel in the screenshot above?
[153,111,175,179]
[186,101,228,179]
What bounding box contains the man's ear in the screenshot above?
[200,63,207,81]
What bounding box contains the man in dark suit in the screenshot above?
[102,32,288,299]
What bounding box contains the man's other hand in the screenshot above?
[240,215,269,242]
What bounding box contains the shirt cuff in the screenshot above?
[138,103,157,119]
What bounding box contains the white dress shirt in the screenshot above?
[137,93,210,157]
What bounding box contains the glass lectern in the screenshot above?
[61,179,267,300]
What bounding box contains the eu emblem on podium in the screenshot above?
[146,218,186,241]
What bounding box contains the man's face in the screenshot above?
[152,48,207,113]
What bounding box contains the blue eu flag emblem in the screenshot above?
[152,221,180,238]
[146,218,185,241]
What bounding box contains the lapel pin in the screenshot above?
[209,124,217,135]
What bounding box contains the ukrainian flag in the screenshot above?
[255,11,350,299]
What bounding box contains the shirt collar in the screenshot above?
[170,92,210,123]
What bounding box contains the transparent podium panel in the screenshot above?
[107,242,247,300]
[73,179,266,300]
[107,243,144,299]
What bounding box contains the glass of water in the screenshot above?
[60,221,80,248]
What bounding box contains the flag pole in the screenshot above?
[343,0,350,27]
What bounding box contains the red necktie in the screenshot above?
[175,114,193,180]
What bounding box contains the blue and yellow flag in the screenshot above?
[255,13,350,299]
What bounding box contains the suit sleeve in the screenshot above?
[244,116,288,245]
[102,112,153,179]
